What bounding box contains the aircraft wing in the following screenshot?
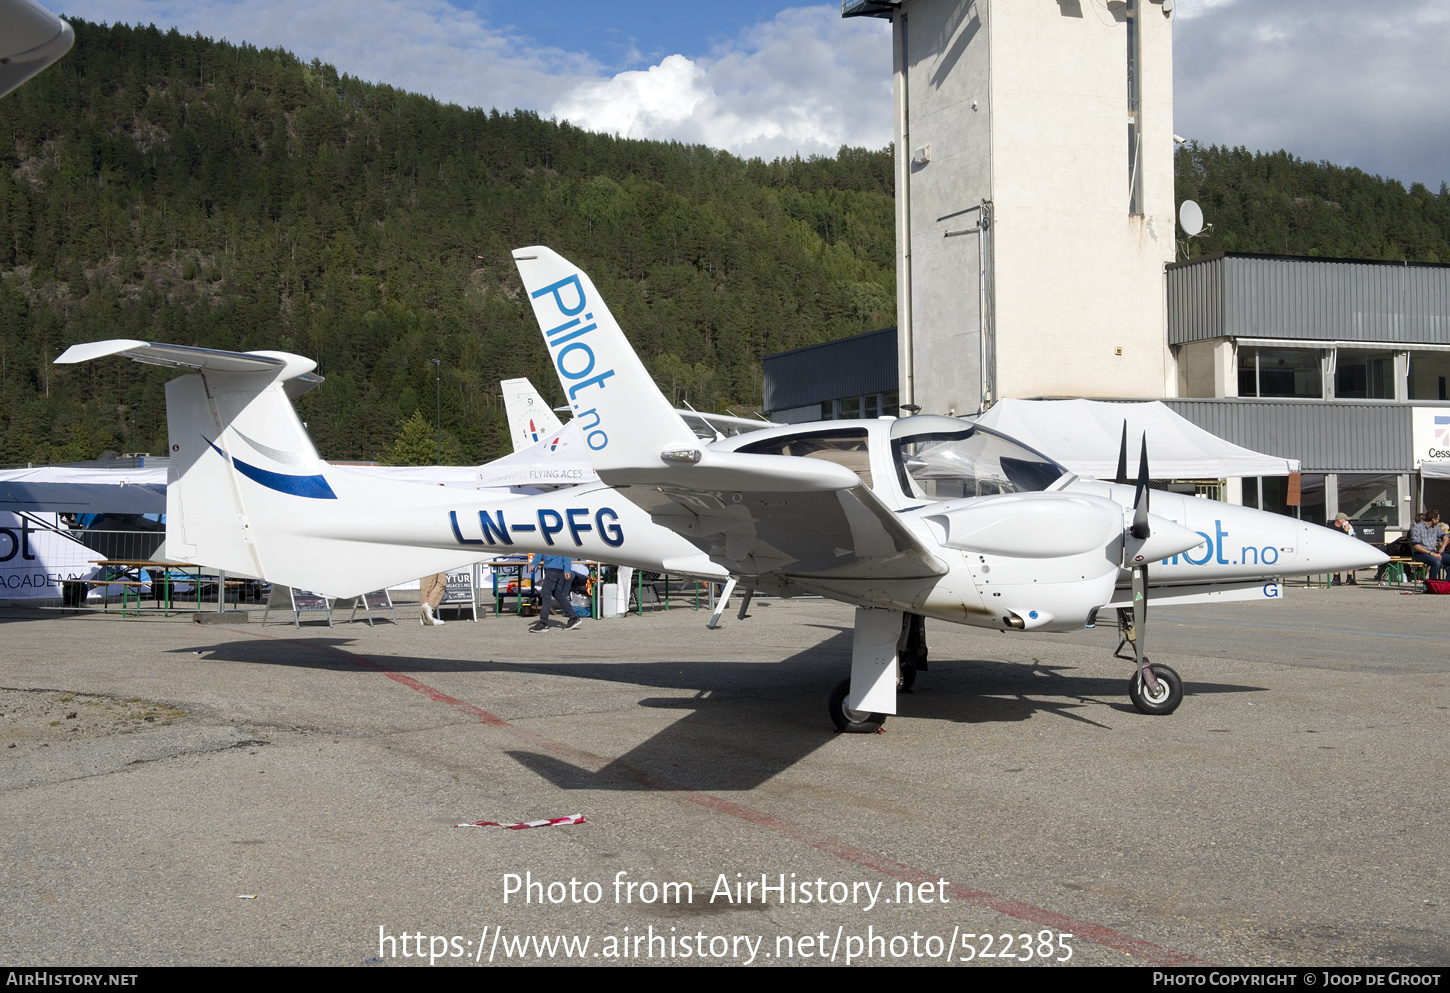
[511,245,945,581]
[625,472,947,580]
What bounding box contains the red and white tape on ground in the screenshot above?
[455,814,585,830]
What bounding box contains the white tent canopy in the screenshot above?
[335,464,485,488]
[0,466,167,514]
[1420,461,1450,479]
[974,399,1301,480]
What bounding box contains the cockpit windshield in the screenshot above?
[890,416,1068,501]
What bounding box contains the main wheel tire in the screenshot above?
[897,659,917,692]
[1128,661,1183,716]
[828,678,887,733]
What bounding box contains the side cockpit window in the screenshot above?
[890,417,1067,502]
[737,429,873,489]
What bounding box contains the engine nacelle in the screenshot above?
[914,491,1207,631]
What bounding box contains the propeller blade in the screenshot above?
[1115,421,1129,485]
[1131,434,1151,539]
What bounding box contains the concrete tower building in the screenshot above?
[845,0,1178,414]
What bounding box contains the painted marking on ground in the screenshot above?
[229,628,1203,966]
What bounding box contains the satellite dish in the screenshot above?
[1179,200,1204,238]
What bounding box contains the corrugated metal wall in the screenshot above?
[1168,254,1450,345]
[1164,399,1411,472]
[762,327,898,411]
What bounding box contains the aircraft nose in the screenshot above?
[1301,523,1389,573]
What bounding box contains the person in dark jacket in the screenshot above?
[529,553,580,632]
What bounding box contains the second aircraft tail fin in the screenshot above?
[500,376,564,453]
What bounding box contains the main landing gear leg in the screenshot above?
[828,606,901,733]
[896,612,926,692]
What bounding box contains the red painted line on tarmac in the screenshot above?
[228,628,1203,965]
[231,628,510,727]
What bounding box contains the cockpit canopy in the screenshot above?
[731,415,1070,504]
[889,415,1069,501]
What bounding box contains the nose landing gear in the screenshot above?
[1127,658,1182,715]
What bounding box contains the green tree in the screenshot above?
[380,410,462,466]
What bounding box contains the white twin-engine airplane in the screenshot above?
[56,246,1386,733]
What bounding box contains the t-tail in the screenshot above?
[54,340,493,596]
[501,376,564,453]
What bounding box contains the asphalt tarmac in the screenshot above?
[1,583,1446,967]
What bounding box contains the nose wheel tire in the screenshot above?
[829,678,887,733]
[1128,661,1183,716]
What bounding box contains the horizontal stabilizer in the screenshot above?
[56,340,324,398]
[0,0,74,99]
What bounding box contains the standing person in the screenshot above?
[1410,510,1447,580]
[529,552,581,632]
[420,571,448,625]
[1331,513,1358,585]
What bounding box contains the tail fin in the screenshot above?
[512,247,697,479]
[56,340,490,596]
[501,376,564,453]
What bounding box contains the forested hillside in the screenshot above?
[0,21,896,465]
[3,23,1449,466]
[1174,143,1450,262]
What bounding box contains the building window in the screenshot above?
[1408,351,1450,401]
[1334,349,1395,399]
[1246,474,1324,522]
[816,392,902,420]
[1298,473,1327,525]
[1338,474,1398,524]
[1238,347,1323,399]
[1125,0,1143,215]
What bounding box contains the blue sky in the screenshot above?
[39,0,1450,188]
[468,1,796,70]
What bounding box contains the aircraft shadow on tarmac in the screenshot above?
[171,634,1265,792]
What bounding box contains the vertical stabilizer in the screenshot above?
[512,247,697,476]
[501,377,564,453]
[164,365,335,579]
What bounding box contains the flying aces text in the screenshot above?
[450,508,624,548]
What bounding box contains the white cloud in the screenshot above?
[54,0,1444,187]
[551,6,893,159]
[54,0,601,112]
[48,1,893,160]
[1174,0,1450,188]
